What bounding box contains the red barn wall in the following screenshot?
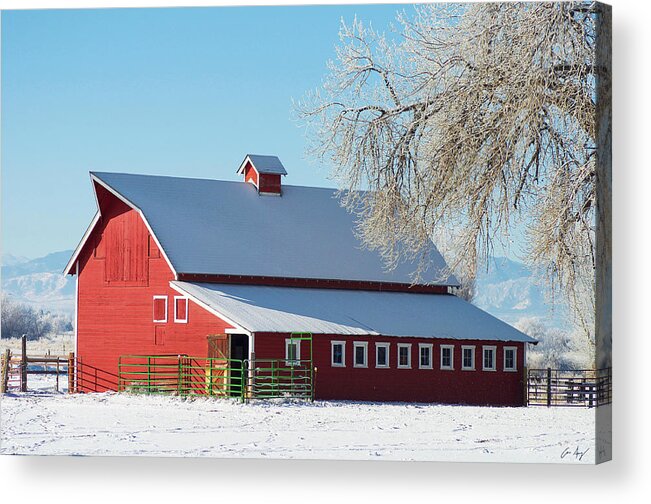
[254,333,526,406]
[243,163,259,187]
[75,189,234,392]
[243,163,281,194]
[258,173,281,194]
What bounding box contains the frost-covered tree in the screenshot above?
[518,317,593,370]
[0,294,72,340]
[298,2,610,367]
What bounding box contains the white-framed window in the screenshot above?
[173,296,188,323]
[440,345,454,370]
[461,345,476,371]
[397,343,412,369]
[285,338,301,366]
[153,295,168,323]
[353,341,368,368]
[483,345,497,371]
[375,342,390,368]
[503,346,517,372]
[331,340,346,367]
[418,343,433,369]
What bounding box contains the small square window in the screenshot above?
[504,347,517,371]
[353,342,368,368]
[174,296,188,323]
[461,346,476,371]
[331,341,346,367]
[483,346,497,371]
[440,345,454,370]
[418,344,433,369]
[153,296,167,323]
[375,343,390,368]
[285,339,301,366]
[397,344,411,369]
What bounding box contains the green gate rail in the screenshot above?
[249,358,313,400]
[118,333,315,402]
[118,354,247,401]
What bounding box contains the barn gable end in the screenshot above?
[74,186,238,392]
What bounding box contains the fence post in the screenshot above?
[177,355,182,396]
[68,352,75,394]
[241,360,248,403]
[0,349,10,394]
[20,335,27,392]
[249,351,255,400]
[546,367,552,407]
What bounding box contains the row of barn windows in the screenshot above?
[152,295,188,324]
[285,339,518,372]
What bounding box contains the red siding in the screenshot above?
[176,273,449,294]
[243,162,282,194]
[253,332,526,406]
[76,192,235,392]
[258,173,281,194]
[244,163,259,187]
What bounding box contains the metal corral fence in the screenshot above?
[249,358,313,400]
[527,368,612,407]
[118,354,314,401]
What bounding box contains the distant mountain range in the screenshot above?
[1,250,569,330]
[1,251,75,316]
[473,256,569,330]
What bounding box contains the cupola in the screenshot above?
[237,154,287,195]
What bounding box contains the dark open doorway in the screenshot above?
[229,334,249,396]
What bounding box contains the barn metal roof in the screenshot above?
[85,172,459,286]
[171,281,536,343]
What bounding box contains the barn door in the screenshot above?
[206,334,229,395]
[207,334,229,359]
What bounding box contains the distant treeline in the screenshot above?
[1,294,73,340]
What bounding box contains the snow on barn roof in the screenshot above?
[170,281,536,343]
[237,154,288,175]
[85,172,458,286]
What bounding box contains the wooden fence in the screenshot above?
[527,367,612,407]
[1,335,74,394]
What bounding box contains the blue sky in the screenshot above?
[1,4,409,258]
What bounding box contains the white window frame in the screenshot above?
[173,296,188,323]
[285,338,301,366]
[461,345,476,371]
[483,345,497,371]
[375,342,390,369]
[331,340,346,368]
[418,343,433,369]
[153,295,168,323]
[440,345,454,370]
[503,346,518,372]
[353,341,369,368]
[397,343,412,369]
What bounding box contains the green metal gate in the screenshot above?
[117,333,315,401]
[118,354,247,400]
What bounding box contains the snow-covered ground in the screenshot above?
[0,374,608,464]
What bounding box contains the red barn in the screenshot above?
[64,154,536,405]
